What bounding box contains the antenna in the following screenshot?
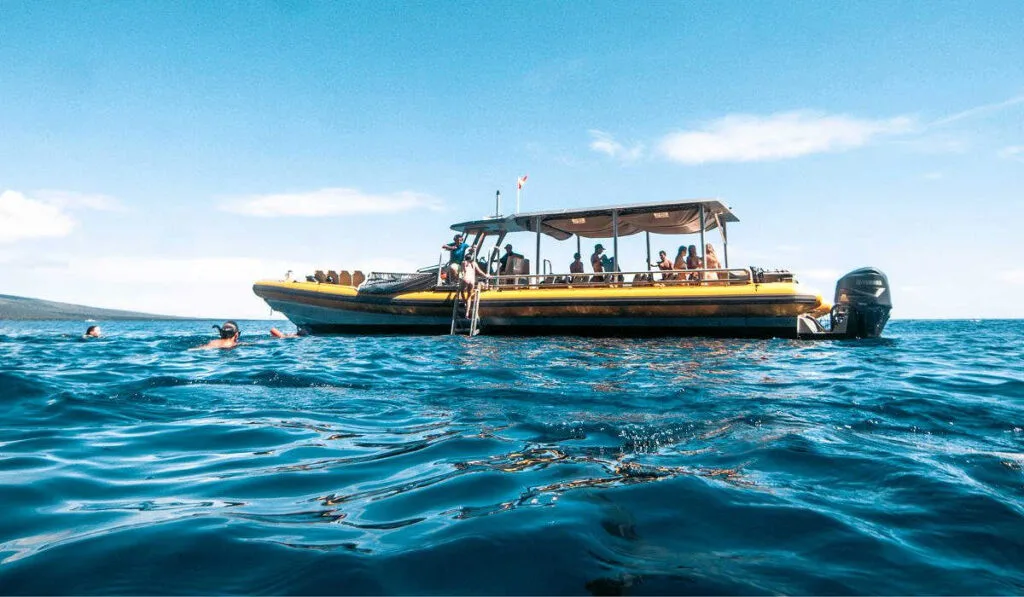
[495,190,501,217]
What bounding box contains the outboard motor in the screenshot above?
[797,267,892,339]
[830,267,892,338]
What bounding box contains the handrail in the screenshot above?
[477,267,753,290]
[436,250,448,286]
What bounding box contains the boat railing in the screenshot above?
[434,251,448,285]
[480,267,753,290]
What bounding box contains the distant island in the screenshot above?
[0,294,182,321]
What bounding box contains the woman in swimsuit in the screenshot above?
[459,251,489,317]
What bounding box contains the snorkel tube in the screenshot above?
[213,321,240,339]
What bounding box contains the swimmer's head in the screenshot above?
[84,325,101,338]
[213,321,240,339]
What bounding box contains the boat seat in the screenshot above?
[326,270,340,284]
[338,270,352,286]
[502,255,530,287]
[352,270,366,287]
[314,270,327,283]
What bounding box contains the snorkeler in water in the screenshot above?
[269,326,309,339]
[194,321,241,350]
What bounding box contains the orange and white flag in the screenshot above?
[517,175,528,190]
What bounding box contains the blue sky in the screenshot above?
[1,1,1022,318]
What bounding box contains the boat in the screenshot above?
[253,198,891,338]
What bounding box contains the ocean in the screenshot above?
[1,319,1022,595]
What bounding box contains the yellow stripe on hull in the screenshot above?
[255,279,824,303]
[253,279,828,337]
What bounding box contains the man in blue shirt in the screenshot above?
[442,234,469,283]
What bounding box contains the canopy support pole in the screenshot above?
[645,231,651,271]
[699,204,706,267]
[576,234,581,259]
[493,231,507,274]
[535,217,541,276]
[612,210,619,273]
[721,219,729,268]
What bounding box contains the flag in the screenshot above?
[517,175,528,190]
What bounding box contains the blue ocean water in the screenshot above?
[1,320,1022,595]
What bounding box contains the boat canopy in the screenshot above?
[450,199,738,240]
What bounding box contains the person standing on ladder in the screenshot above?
[459,250,489,317]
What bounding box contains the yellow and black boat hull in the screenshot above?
[253,280,828,338]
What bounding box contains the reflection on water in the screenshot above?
[0,320,1023,594]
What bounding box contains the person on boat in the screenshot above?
[591,244,606,281]
[442,234,469,282]
[650,250,675,280]
[673,246,689,273]
[570,253,584,273]
[83,325,101,338]
[459,250,489,317]
[686,244,702,269]
[687,244,703,281]
[704,243,722,281]
[498,243,522,274]
[195,321,241,350]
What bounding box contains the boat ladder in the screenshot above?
[450,286,482,336]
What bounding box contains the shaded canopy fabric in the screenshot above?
[537,207,715,240]
[452,199,737,240]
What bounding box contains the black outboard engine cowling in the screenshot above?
[830,267,891,338]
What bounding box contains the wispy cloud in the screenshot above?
[588,130,644,162]
[220,187,443,218]
[931,94,1024,127]
[0,190,76,244]
[657,111,914,165]
[999,145,1024,163]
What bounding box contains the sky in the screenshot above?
[1,0,1022,319]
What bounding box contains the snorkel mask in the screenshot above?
[213,321,240,339]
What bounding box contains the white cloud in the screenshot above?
[8,254,422,318]
[1000,269,1024,285]
[0,190,77,244]
[657,111,914,164]
[32,189,124,212]
[221,187,443,218]
[999,146,1024,163]
[588,130,644,162]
